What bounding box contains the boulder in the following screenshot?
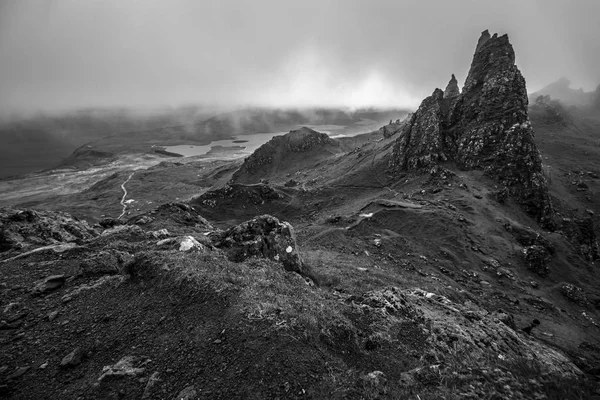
[60,348,84,368]
[98,356,146,381]
[210,215,305,275]
[523,245,551,276]
[32,275,66,296]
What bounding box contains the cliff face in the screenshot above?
[389,30,554,228]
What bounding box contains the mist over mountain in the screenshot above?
[1,0,600,115]
[529,77,599,107]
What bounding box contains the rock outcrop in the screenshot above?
[0,208,98,254]
[231,127,339,183]
[209,215,305,275]
[443,74,460,98]
[127,202,212,235]
[380,114,412,139]
[389,30,555,228]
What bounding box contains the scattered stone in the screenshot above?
[373,238,382,248]
[98,356,146,381]
[99,218,122,229]
[174,385,197,400]
[156,238,176,246]
[0,320,22,330]
[522,319,541,335]
[142,371,160,399]
[149,229,170,239]
[561,283,588,305]
[39,362,48,369]
[6,366,30,380]
[61,348,84,368]
[179,236,207,252]
[62,275,125,303]
[48,310,59,321]
[31,275,66,296]
[361,371,387,395]
[80,250,133,277]
[523,245,551,276]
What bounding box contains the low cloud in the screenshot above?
[0,0,599,115]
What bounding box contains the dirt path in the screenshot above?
[118,171,135,219]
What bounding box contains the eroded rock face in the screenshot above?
[209,215,305,275]
[444,74,460,98]
[0,208,98,253]
[128,202,212,234]
[389,31,554,228]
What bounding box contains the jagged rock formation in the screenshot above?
[231,127,339,183]
[379,113,412,139]
[444,74,460,98]
[209,214,305,275]
[0,208,98,253]
[389,30,555,228]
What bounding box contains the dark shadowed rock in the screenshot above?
[209,215,305,275]
[443,74,460,98]
[561,283,588,305]
[388,31,555,228]
[523,245,551,276]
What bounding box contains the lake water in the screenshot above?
[163,125,349,158]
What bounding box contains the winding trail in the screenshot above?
[118,171,135,220]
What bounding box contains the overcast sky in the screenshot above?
[1,0,599,114]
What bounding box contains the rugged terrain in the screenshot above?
[1,31,600,399]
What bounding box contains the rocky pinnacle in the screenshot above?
[389,30,555,228]
[444,74,460,98]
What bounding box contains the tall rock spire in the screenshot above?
[444,74,460,98]
[389,31,555,229]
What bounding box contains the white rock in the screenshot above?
[179,236,200,252]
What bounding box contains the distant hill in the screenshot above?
[529,77,597,107]
[231,127,342,184]
[1,107,409,178]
